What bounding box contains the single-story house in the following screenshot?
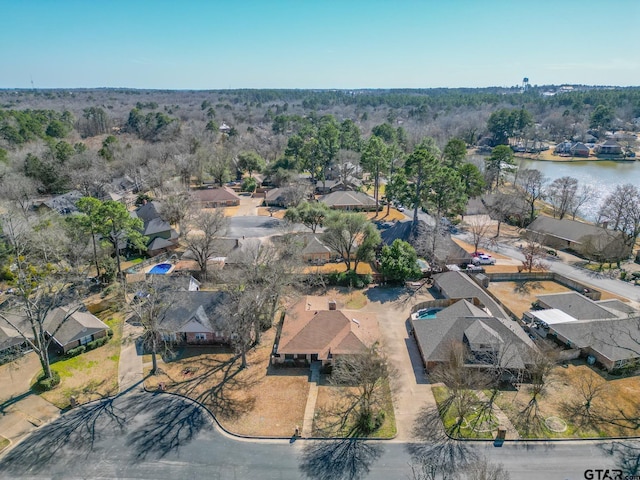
[319,190,378,211]
[547,317,640,371]
[431,271,513,321]
[132,201,179,256]
[34,190,83,215]
[0,312,32,362]
[523,292,640,371]
[44,306,110,354]
[315,177,362,195]
[273,296,379,367]
[192,187,241,208]
[411,299,535,378]
[570,142,590,158]
[525,216,631,262]
[157,291,230,345]
[264,184,313,208]
[595,139,623,157]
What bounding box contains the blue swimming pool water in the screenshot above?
[149,263,172,274]
[416,308,442,319]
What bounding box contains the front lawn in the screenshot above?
[312,378,396,438]
[431,386,494,439]
[144,328,310,437]
[39,311,123,409]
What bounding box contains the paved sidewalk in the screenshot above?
[118,320,144,393]
[300,362,321,437]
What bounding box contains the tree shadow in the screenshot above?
[598,441,640,477]
[513,281,543,296]
[0,392,128,475]
[161,354,258,421]
[365,285,408,304]
[299,432,383,480]
[124,392,206,461]
[405,404,477,477]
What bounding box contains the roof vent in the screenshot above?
[352,318,360,327]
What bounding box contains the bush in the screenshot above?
[35,371,61,391]
[241,177,257,192]
[107,328,114,338]
[326,270,371,289]
[66,345,86,358]
[86,336,109,351]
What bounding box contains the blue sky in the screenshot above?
[2,0,639,89]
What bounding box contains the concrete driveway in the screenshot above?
[362,286,438,442]
[0,353,60,451]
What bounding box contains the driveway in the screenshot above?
[0,389,631,479]
[362,286,437,442]
[0,353,60,451]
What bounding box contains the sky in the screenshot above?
[2,0,639,89]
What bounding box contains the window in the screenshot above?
[195,333,207,341]
[285,354,294,360]
[80,335,93,345]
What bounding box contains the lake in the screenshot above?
[469,154,640,221]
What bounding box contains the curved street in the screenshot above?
[0,388,634,479]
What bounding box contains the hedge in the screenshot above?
[36,371,61,391]
[66,345,86,358]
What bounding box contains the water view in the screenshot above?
[470,155,640,221]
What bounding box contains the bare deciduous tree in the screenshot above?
[465,215,493,254]
[183,209,228,280]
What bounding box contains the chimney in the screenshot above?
[328,300,337,311]
[235,238,240,247]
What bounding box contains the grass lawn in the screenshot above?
[492,364,640,439]
[312,379,396,438]
[0,435,9,453]
[344,290,367,309]
[431,386,494,439]
[40,311,123,409]
[257,206,286,219]
[144,328,310,437]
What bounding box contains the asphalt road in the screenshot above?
[0,390,635,480]
[457,231,640,303]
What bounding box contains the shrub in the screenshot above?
[107,328,114,338]
[66,345,86,358]
[86,336,109,351]
[326,270,371,289]
[35,371,61,391]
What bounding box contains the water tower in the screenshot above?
[522,77,530,92]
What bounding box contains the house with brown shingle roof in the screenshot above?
[273,296,379,367]
[192,187,241,208]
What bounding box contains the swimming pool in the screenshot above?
[416,307,442,319]
[148,263,172,274]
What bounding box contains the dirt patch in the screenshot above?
[257,206,286,219]
[144,328,310,437]
[488,281,571,318]
[493,364,640,438]
[40,312,123,409]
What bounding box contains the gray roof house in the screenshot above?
[44,306,110,353]
[132,201,179,256]
[411,300,535,377]
[525,216,630,262]
[319,190,377,211]
[524,292,640,371]
[36,190,83,215]
[157,291,230,344]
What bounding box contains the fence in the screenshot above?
[482,272,601,301]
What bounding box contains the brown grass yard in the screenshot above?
[40,311,123,409]
[488,281,572,318]
[303,262,376,275]
[144,328,310,437]
[493,364,640,438]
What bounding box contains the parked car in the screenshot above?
[472,254,496,265]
